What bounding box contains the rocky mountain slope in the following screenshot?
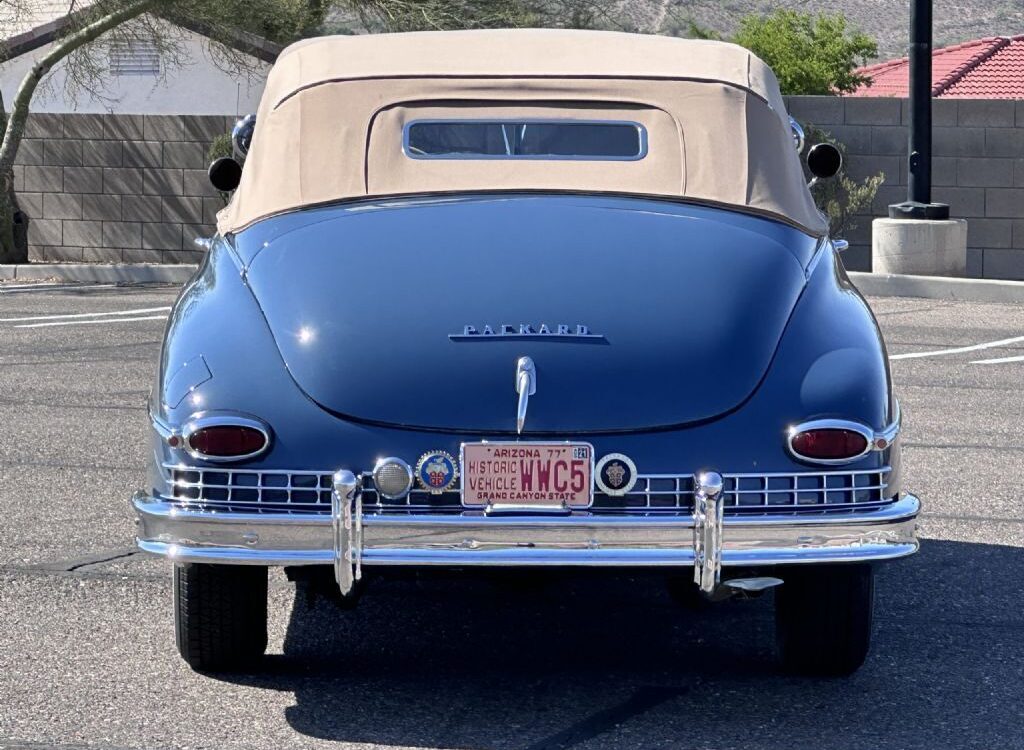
[636,0,1024,61]
[325,1,1023,63]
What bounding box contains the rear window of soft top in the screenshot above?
[403,120,647,160]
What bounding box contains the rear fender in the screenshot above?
[750,245,899,490]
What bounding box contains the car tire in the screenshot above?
[774,563,874,676]
[173,563,268,671]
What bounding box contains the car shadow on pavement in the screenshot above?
[215,539,1024,749]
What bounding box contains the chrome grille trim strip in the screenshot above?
[163,463,891,516]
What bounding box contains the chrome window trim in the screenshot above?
[180,411,272,463]
[786,400,901,466]
[402,118,649,161]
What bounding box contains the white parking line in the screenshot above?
[0,306,171,323]
[890,335,1024,360]
[0,283,117,293]
[971,354,1024,365]
[13,314,168,329]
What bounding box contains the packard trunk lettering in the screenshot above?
[450,323,603,342]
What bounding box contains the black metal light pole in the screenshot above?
[889,0,949,220]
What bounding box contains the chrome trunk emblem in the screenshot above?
[514,356,536,434]
[450,324,604,342]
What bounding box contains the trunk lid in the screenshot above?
[243,196,811,433]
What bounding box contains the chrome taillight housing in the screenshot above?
[788,424,871,463]
[787,405,900,466]
[180,413,271,462]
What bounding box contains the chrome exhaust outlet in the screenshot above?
[723,577,784,594]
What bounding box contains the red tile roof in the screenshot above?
[848,35,1024,98]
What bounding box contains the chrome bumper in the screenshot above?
[133,475,920,592]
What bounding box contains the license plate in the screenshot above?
[460,442,594,510]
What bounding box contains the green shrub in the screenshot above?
[684,10,877,95]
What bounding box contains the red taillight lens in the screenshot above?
[790,429,868,461]
[187,426,267,458]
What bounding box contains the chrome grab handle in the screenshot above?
[515,356,536,434]
[332,470,362,596]
[693,471,724,594]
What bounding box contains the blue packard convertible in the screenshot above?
[133,30,918,674]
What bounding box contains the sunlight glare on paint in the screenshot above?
[298,326,315,345]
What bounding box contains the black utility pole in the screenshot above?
[889,0,949,219]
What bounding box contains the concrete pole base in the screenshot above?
[872,218,968,277]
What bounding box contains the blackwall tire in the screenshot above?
[173,563,268,672]
[774,563,874,676]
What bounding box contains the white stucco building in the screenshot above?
[1,3,279,115]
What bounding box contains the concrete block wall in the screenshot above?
[12,103,1024,275]
[786,96,1024,279]
[13,113,232,264]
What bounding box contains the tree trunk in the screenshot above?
[0,92,27,263]
[0,0,158,263]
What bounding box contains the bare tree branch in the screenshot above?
[0,0,155,260]
[0,0,156,173]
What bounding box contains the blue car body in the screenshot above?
[151,194,895,481]
[134,30,919,674]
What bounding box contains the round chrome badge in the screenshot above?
[595,453,638,496]
[415,450,459,494]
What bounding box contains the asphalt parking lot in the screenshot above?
[1,281,1022,750]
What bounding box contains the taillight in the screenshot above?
[790,429,868,460]
[787,421,873,464]
[788,406,900,465]
[180,416,270,461]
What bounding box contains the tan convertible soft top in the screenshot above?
[217,30,827,235]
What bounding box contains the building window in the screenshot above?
[109,41,160,76]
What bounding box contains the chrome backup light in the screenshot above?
[372,457,414,500]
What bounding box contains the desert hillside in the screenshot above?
[325,1,1023,62]
[628,0,1024,61]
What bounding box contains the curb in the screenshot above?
[0,263,198,284]
[849,271,1024,304]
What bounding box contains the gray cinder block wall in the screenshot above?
[13,113,232,264]
[12,103,1024,275]
[785,96,1024,279]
